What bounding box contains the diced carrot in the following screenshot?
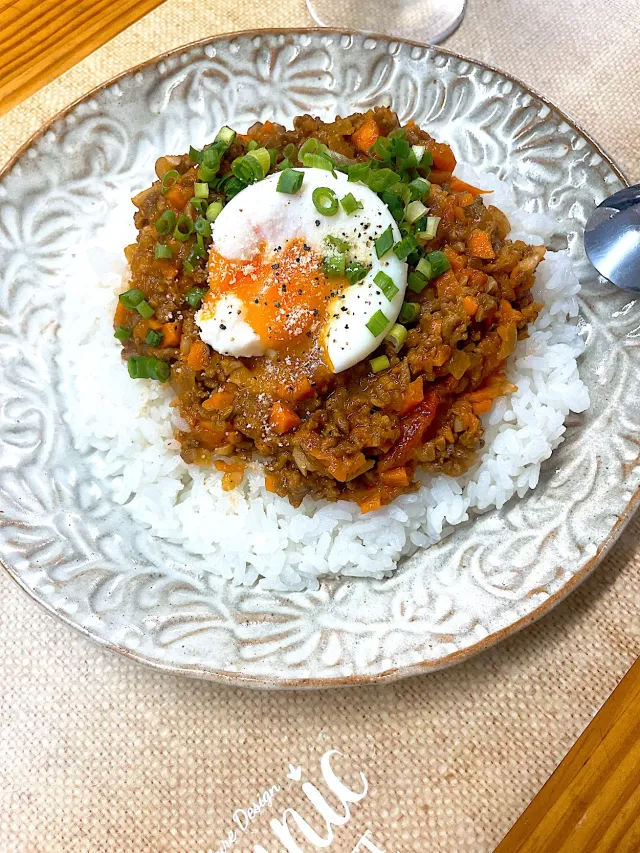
[459,192,475,208]
[467,229,495,260]
[398,377,424,415]
[427,141,457,172]
[443,247,466,271]
[264,473,278,493]
[160,321,182,347]
[499,298,522,322]
[114,301,130,325]
[466,269,489,288]
[281,375,314,402]
[214,459,244,474]
[463,296,479,316]
[448,176,493,196]
[428,169,453,185]
[269,402,301,435]
[191,422,225,449]
[165,183,193,209]
[435,269,462,298]
[214,459,245,491]
[359,490,382,514]
[202,390,235,411]
[380,467,410,487]
[186,340,210,371]
[351,117,380,154]
[472,399,493,415]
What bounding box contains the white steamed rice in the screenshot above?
[58,166,590,591]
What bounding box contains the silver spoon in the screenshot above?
[584,184,640,291]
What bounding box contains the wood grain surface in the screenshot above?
[2,1,639,850]
[0,0,167,115]
[495,655,640,852]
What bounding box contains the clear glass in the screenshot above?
[306,0,467,44]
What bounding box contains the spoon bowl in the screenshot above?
[584,184,640,291]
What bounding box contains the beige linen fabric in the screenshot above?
[1,2,640,851]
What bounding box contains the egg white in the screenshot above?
[196,168,407,372]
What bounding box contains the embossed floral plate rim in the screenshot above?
[0,28,635,689]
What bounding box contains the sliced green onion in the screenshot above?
[371,136,394,160]
[155,210,177,235]
[391,137,410,160]
[370,354,390,373]
[385,323,408,352]
[190,198,207,214]
[301,152,334,172]
[194,233,206,256]
[412,145,425,165]
[276,157,293,172]
[232,155,262,184]
[161,169,179,195]
[405,200,429,224]
[323,255,346,277]
[407,271,428,293]
[185,287,207,309]
[118,288,145,310]
[298,138,322,159]
[347,162,370,184]
[224,176,246,200]
[189,146,202,164]
[145,329,164,347]
[127,355,170,382]
[374,270,399,301]
[268,148,278,167]
[202,146,221,169]
[326,234,350,252]
[340,192,362,215]
[283,143,298,160]
[154,243,173,260]
[416,257,433,279]
[114,325,131,341]
[194,182,209,199]
[422,216,441,239]
[375,226,394,259]
[399,301,421,323]
[247,147,271,177]
[215,126,236,148]
[206,201,224,221]
[173,215,194,241]
[136,300,154,319]
[367,168,399,193]
[198,165,218,183]
[277,168,304,194]
[380,191,404,222]
[393,234,419,260]
[366,309,390,337]
[388,128,407,140]
[409,177,430,199]
[194,217,212,237]
[312,187,339,216]
[427,250,451,277]
[345,261,369,285]
[247,139,259,152]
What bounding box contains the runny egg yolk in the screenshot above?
[204,238,344,352]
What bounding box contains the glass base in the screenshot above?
[306,0,467,44]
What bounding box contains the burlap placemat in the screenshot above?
[1,2,639,852]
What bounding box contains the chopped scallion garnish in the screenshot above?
[161,170,179,195]
[411,145,425,165]
[206,201,224,221]
[214,126,236,148]
[127,355,170,382]
[189,146,202,164]
[185,287,207,309]
[324,255,346,277]
[426,250,450,277]
[340,192,363,215]
[347,162,370,184]
[370,354,390,373]
[301,152,334,172]
[375,226,394,259]
[326,234,350,252]
[399,301,421,323]
[276,157,294,172]
[118,288,145,310]
[247,147,271,177]
[371,137,394,160]
[136,300,154,319]
[155,210,177,235]
[366,309,389,337]
[173,215,194,242]
[145,329,164,347]
[407,271,428,293]
[345,261,369,285]
[190,198,207,214]
[277,169,304,194]
[194,182,209,199]
[421,216,441,240]
[409,177,430,199]
[385,323,408,352]
[154,243,173,260]
[113,325,131,341]
[393,234,418,261]
[194,217,212,237]
[367,168,399,193]
[416,257,433,279]
[312,187,338,216]
[283,143,298,160]
[380,191,404,222]
[374,270,399,301]
[404,200,428,224]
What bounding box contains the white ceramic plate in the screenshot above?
[1,29,637,688]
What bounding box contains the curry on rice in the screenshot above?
[113,107,545,512]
